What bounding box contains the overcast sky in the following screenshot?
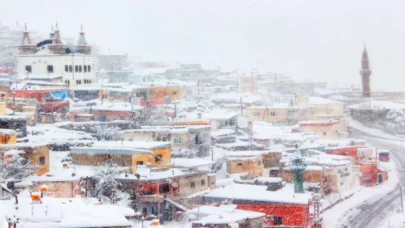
[2,0,405,90]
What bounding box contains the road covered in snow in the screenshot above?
[325,119,405,228]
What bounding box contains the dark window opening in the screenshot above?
[237,163,242,167]
[84,65,87,72]
[69,65,72,72]
[25,65,32,73]
[79,65,82,72]
[88,65,91,72]
[155,155,162,162]
[75,65,78,72]
[137,161,144,165]
[159,183,170,194]
[39,156,45,165]
[47,65,54,73]
[65,65,68,72]
[274,217,282,225]
[190,181,195,189]
[201,179,205,186]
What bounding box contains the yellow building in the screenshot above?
[226,152,264,179]
[79,141,173,173]
[298,120,342,140]
[0,143,50,176]
[246,96,346,128]
[0,129,17,144]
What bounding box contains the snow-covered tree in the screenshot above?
[136,106,169,126]
[94,161,128,204]
[0,46,18,73]
[385,109,405,134]
[0,153,36,180]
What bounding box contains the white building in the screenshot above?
[16,24,96,87]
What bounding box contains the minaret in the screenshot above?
[49,22,67,54]
[49,25,54,39]
[76,24,91,55]
[360,46,372,97]
[53,22,62,44]
[288,145,306,193]
[18,24,36,54]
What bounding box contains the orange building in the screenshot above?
[0,143,50,176]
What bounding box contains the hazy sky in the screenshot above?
[2,0,405,90]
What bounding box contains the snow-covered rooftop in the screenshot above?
[86,102,143,112]
[172,158,215,168]
[1,197,133,228]
[70,146,153,155]
[204,183,310,205]
[309,96,343,105]
[188,205,264,225]
[92,140,170,149]
[347,100,405,110]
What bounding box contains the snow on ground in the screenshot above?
[349,117,405,140]
[28,124,94,143]
[381,200,405,227]
[321,118,401,228]
[322,159,399,228]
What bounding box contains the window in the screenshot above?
[323,132,327,136]
[88,65,91,72]
[174,138,182,144]
[84,65,87,72]
[173,91,177,95]
[201,179,205,186]
[69,65,73,72]
[65,65,69,72]
[25,65,32,73]
[79,65,82,72]
[47,65,54,73]
[75,65,78,72]
[137,161,144,165]
[39,156,46,165]
[190,181,195,189]
[258,160,261,166]
[252,112,260,116]
[76,80,82,85]
[155,155,162,162]
[119,116,125,120]
[270,112,276,116]
[273,217,282,225]
[237,163,242,167]
[65,80,70,86]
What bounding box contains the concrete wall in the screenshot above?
[32,181,79,198]
[227,157,264,179]
[299,123,341,140]
[178,172,210,197]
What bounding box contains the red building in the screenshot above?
[203,184,311,227]
[14,89,69,112]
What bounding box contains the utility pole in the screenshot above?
[211,146,214,161]
[400,185,403,213]
[240,97,243,114]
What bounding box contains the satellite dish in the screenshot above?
[171,182,178,188]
